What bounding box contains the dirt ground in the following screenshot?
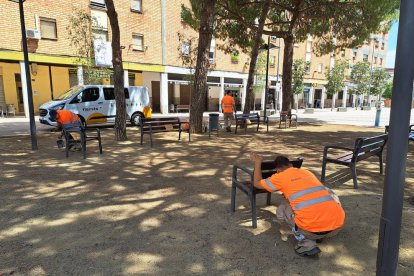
[1,123,413,275]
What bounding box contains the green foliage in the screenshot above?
[292,59,306,95]
[325,61,348,96]
[253,52,267,94]
[350,62,371,95]
[383,81,393,99]
[370,68,390,96]
[67,8,110,85]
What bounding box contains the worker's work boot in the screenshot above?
[294,245,321,257]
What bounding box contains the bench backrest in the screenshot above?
[353,134,388,162]
[260,158,304,179]
[140,117,182,132]
[235,112,260,121]
[62,120,84,131]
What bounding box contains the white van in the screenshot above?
[39,85,150,126]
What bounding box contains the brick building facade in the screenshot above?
[0,0,388,116]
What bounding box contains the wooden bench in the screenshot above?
[62,121,103,159]
[234,112,260,134]
[231,157,304,228]
[279,111,298,128]
[176,105,190,113]
[321,134,388,189]
[139,117,190,147]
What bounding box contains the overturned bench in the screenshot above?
[139,117,190,147]
[321,133,388,189]
[234,112,260,134]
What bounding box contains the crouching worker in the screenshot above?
[49,110,82,150]
[250,153,345,257]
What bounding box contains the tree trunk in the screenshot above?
[189,0,216,133]
[106,0,127,141]
[243,0,271,114]
[282,35,295,112]
[331,93,336,110]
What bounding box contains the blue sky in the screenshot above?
[385,21,398,68]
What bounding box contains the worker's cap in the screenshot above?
[49,110,57,121]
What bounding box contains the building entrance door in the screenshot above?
[15,74,24,113]
[314,89,322,108]
[151,81,160,113]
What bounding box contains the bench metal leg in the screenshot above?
[350,164,358,189]
[321,160,327,183]
[178,130,181,141]
[230,183,237,212]
[96,130,103,154]
[379,154,384,174]
[266,192,271,205]
[82,133,86,159]
[140,133,144,145]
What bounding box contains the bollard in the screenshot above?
[375,101,382,127]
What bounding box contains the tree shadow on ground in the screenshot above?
[0,123,413,275]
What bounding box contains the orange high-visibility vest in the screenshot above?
[56,110,80,125]
[261,167,345,232]
[221,95,235,113]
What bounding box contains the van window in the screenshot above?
[103,88,115,100]
[103,87,129,100]
[81,88,100,102]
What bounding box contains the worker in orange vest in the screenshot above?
[250,153,345,257]
[221,91,235,132]
[49,109,82,148]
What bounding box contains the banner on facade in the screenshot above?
[94,40,113,67]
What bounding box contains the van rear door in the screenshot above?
[102,87,116,123]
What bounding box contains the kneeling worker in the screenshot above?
[49,109,82,149]
[250,153,345,257]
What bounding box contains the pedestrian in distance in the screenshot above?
[250,153,345,257]
[221,91,235,132]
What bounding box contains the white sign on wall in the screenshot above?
[94,40,113,67]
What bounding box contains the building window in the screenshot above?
[90,0,106,9]
[40,18,57,40]
[131,0,142,12]
[352,51,357,61]
[269,55,275,67]
[317,63,323,73]
[381,42,385,50]
[209,37,216,63]
[181,42,190,56]
[341,49,345,57]
[305,52,311,63]
[363,54,369,62]
[306,41,312,52]
[132,34,144,51]
[305,62,311,73]
[91,10,108,41]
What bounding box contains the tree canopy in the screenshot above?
[325,61,348,96]
[350,62,371,95]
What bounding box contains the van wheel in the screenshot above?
[131,113,143,126]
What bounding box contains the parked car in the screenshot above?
[39,85,150,126]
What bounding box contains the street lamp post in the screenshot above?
[275,37,281,113]
[13,0,38,150]
[261,36,279,122]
